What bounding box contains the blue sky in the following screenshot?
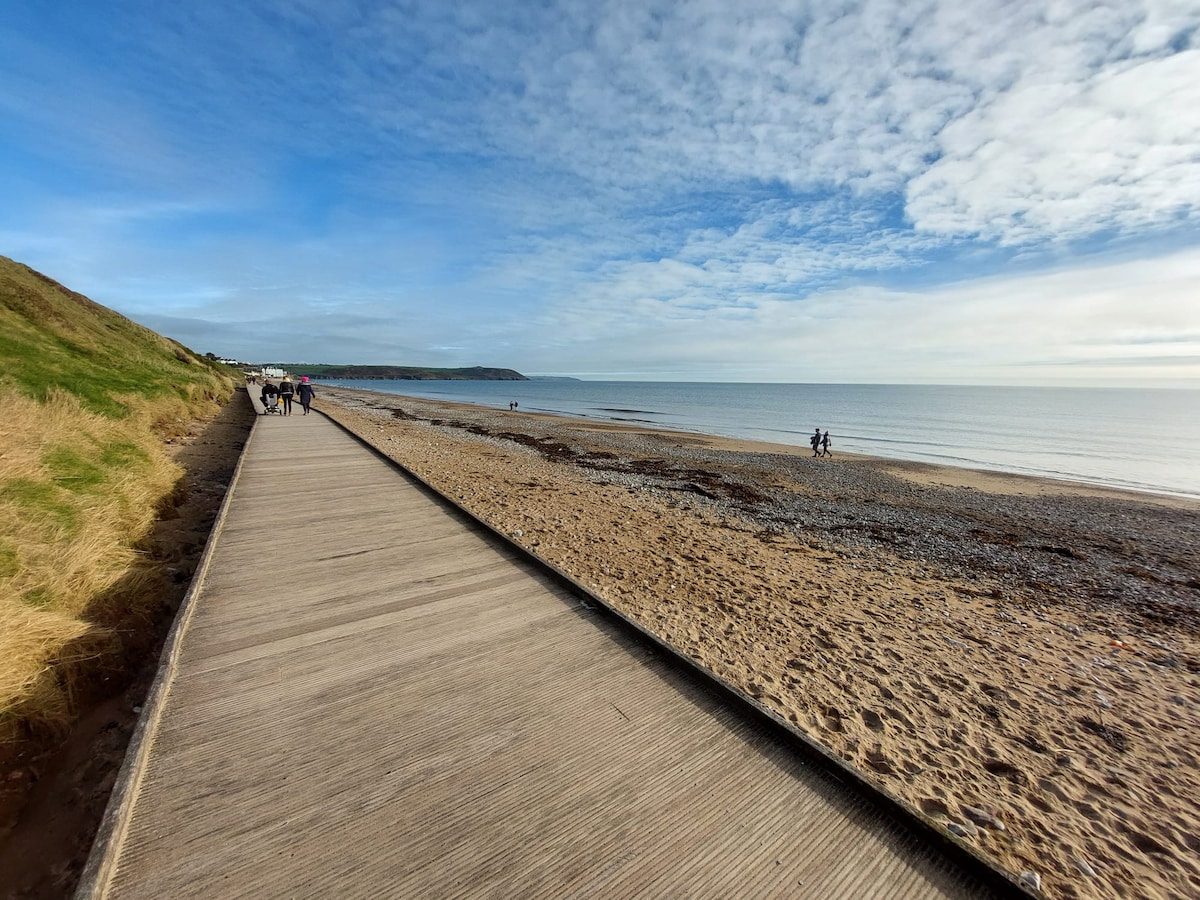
[2,0,1198,384]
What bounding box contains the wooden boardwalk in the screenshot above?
[80,392,1020,899]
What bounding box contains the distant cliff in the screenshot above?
[283,365,528,381]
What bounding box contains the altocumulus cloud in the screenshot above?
[0,0,1198,383]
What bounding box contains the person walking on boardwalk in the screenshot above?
[297,376,316,415]
[260,380,279,414]
[811,427,821,457]
[278,377,296,415]
[821,430,832,457]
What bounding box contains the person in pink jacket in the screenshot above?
[297,376,316,415]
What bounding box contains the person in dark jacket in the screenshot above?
[260,380,280,414]
[278,377,296,415]
[297,376,316,415]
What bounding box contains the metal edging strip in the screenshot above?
[316,404,1034,900]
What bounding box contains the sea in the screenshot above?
[322,380,1200,501]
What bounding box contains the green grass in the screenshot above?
[21,586,53,608]
[45,447,108,492]
[100,440,150,467]
[2,478,81,533]
[0,257,236,417]
[0,543,17,578]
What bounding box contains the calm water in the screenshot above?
[323,380,1200,500]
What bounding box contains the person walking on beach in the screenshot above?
[278,377,295,415]
[811,427,821,457]
[297,376,316,415]
[821,430,831,457]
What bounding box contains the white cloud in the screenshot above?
[507,246,1200,383]
[265,0,1200,268]
[908,48,1200,243]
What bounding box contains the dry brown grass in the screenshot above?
[0,384,225,740]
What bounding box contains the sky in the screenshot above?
[2,0,1199,384]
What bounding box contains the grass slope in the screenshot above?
[0,255,236,739]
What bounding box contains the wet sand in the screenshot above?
[319,387,1200,900]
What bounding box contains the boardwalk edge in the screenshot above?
[318,404,1034,900]
[75,390,261,899]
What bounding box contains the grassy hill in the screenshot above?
[0,255,237,739]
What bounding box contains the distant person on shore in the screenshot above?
[260,380,279,414]
[811,427,821,457]
[297,376,316,415]
[278,377,295,415]
[821,430,831,457]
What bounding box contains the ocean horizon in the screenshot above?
[320,379,1200,501]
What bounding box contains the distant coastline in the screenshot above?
[281,364,527,381]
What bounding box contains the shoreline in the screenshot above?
[320,387,1200,900]
[317,381,1200,504]
[385,391,1200,510]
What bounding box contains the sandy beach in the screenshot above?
[319,387,1200,900]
